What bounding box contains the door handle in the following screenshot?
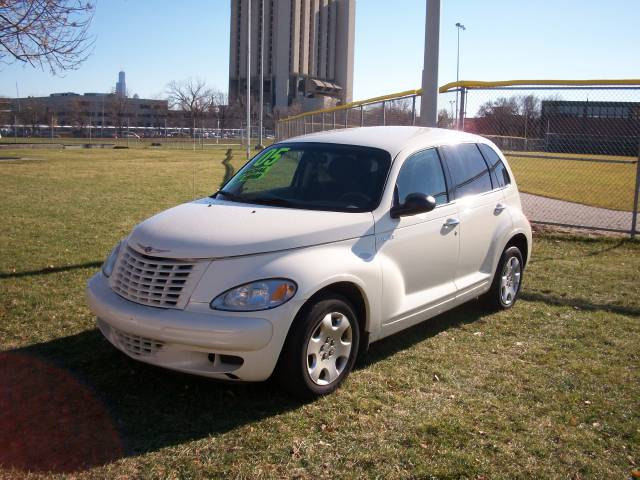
[494,203,507,213]
[443,218,460,228]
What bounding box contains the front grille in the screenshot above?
[114,328,164,357]
[111,245,198,309]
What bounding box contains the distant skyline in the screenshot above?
[1,0,639,102]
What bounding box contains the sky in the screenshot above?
[1,0,639,101]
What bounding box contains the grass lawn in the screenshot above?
[0,147,639,478]
[505,152,638,212]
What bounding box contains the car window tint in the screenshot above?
[478,143,511,188]
[441,143,493,197]
[396,148,448,205]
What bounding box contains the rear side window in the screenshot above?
[395,148,448,205]
[441,143,493,197]
[479,143,511,188]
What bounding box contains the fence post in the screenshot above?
[311,115,314,133]
[345,109,348,128]
[333,111,336,129]
[304,117,307,135]
[322,112,325,131]
[458,87,466,130]
[412,96,416,126]
[382,101,386,126]
[632,145,640,239]
[360,105,364,127]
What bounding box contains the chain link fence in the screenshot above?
[277,80,640,237]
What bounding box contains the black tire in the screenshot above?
[482,245,524,311]
[275,294,360,400]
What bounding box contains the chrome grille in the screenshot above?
[111,245,199,309]
[114,328,164,357]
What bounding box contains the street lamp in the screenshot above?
[257,0,264,150]
[455,22,466,129]
[245,0,251,159]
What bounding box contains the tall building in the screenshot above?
[229,0,355,112]
[116,71,127,97]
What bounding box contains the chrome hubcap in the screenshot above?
[500,256,521,305]
[306,312,353,385]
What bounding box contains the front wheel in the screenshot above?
[483,245,524,310]
[275,294,360,399]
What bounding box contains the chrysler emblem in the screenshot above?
[137,243,170,254]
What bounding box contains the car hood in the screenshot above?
[127,198,375,259]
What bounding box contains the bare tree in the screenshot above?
[477,97,521,136]
[166,79,214,135]
[0,97,11,125]
[20,98,47,134]
[386,97,414,125]
[211,90,233,131]
[0,0,95,74]
[106,94,131,134]
[518,94,541,141]
[518,94,541,120]
[437,108,453,129]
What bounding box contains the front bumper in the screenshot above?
[86,272,294,381]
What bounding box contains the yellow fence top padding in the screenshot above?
[279,80,640,123]
[281,88,422,122]
[438,79,640,93]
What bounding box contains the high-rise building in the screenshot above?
[116,71,127,97]
[229,0,355,112]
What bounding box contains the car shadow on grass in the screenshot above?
[0,302,486,475]
[0,261,102,279]
[519,290,640,317]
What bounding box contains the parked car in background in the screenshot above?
[87,126,532,398]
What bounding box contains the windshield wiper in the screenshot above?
[211,189,247,203]
[249,196,297,208]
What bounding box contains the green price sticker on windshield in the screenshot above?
[240,147,290,181]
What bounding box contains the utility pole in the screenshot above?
[246,0,252,159]
[420,0,440,127]
[455,22,466,129]
[257,0,264,149]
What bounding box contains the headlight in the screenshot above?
[210,279,297,311]
[101,241,123,278]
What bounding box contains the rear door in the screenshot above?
[439,143,513,297]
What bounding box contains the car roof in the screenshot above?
[279,126,488,157]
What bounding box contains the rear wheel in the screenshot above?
[483,245,524,310]
[276,294,360,399]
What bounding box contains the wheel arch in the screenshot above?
[504,232,529,267]
[290,280,371,356]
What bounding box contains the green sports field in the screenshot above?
[0,146,638,478]
[505,151,638,212]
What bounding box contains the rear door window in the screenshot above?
[441,143,493,198]
[478,143,511,188]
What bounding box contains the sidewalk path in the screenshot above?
[520,193,636,233]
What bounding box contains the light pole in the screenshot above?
[455,22,465,129]
[257,0,264,150]
[245,0,251,160]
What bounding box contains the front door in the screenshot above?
[374,148,460,337]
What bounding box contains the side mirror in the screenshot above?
[390,193,437,218]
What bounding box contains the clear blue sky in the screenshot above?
[1,0,638,100]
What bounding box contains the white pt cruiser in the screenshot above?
[87,126,532,399]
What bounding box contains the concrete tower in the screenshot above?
[229,0,355,112]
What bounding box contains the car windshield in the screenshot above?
[217,142,392,212]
